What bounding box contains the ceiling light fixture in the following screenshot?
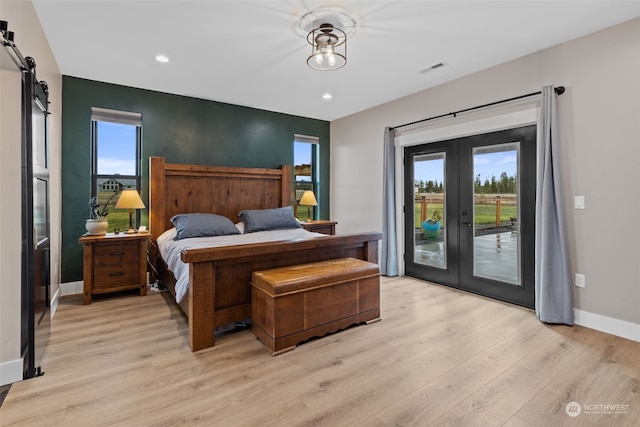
[307,22,346,71]
[155,55,169,63]
[322,93,332,100]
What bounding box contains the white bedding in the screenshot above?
[156,227,326,303]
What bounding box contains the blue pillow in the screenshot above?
[237,207,302,233]
[170,213,240,240]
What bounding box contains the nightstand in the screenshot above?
[302,220,337,235]
[79,232,149,304]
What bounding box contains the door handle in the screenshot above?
[461,222,473,227]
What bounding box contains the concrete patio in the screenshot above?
[414,230,519,285]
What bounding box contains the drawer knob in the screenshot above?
[109,271,125,277]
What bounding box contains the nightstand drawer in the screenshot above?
[79,233,149,304]
[302,220,337,235]
[305,223,333,235]
[93,264,139,290]
[94,242,139,266]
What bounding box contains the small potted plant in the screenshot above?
[86,191,118,235]
[422,209,442,240]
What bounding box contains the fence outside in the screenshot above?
[415,193,517,228]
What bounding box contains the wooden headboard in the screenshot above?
[149,156,292,242]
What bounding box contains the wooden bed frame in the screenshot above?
[149,156,382,352]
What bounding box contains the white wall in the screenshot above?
[0,0,62,385]
[331,18,640,337]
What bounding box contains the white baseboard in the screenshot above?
[574,308,640,342]
[0,358,23,386]
[60,281,83,297]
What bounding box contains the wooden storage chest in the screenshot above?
[251,257,380,355]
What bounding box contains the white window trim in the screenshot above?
[91,107,142,126]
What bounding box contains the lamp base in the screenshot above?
[125,210,136,234]
[306,206,313,223]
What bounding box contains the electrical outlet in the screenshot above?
[575,273,585,288]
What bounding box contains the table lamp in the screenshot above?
[115,189,145,233]
[299,190,317,222]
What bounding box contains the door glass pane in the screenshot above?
[413,153,446,269]
[33,98,47,168]
[472,143,520,285]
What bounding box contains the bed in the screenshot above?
[149,156,382,352]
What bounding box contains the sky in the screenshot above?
[294,142,311,167]
[96,121,137,175]
[414,150,517,185]
[294,141,312,182]
[98,122,516,185]
[100,123,316,181]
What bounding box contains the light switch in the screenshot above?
[574,196,585,209]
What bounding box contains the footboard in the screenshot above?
[182,232,381,351]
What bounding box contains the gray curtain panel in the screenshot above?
[381,126,399,276]
[535,86,574,325]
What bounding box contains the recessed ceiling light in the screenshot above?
[155,55,169,63]
[322,93,332,100]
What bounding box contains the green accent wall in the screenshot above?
[62,76,330,283]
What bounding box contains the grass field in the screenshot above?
[474,204,517,225]
[96,191,134,232]
[414,202,517,228]
[99,191,517,232]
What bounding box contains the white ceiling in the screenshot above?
[32,1,640,121]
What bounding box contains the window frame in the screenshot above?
[90,108,142,230]
[294,134,320,221]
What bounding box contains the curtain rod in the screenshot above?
[390,86,565,131]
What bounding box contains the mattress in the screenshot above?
[156,227,326,303]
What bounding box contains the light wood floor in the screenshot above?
[2,276,639,426]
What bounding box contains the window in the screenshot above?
[293,134,319,221]
[91,107,142,233]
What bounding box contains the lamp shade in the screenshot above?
[299,190,318,206]
[115,189,145,209]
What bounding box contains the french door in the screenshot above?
[404,126,536,308]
